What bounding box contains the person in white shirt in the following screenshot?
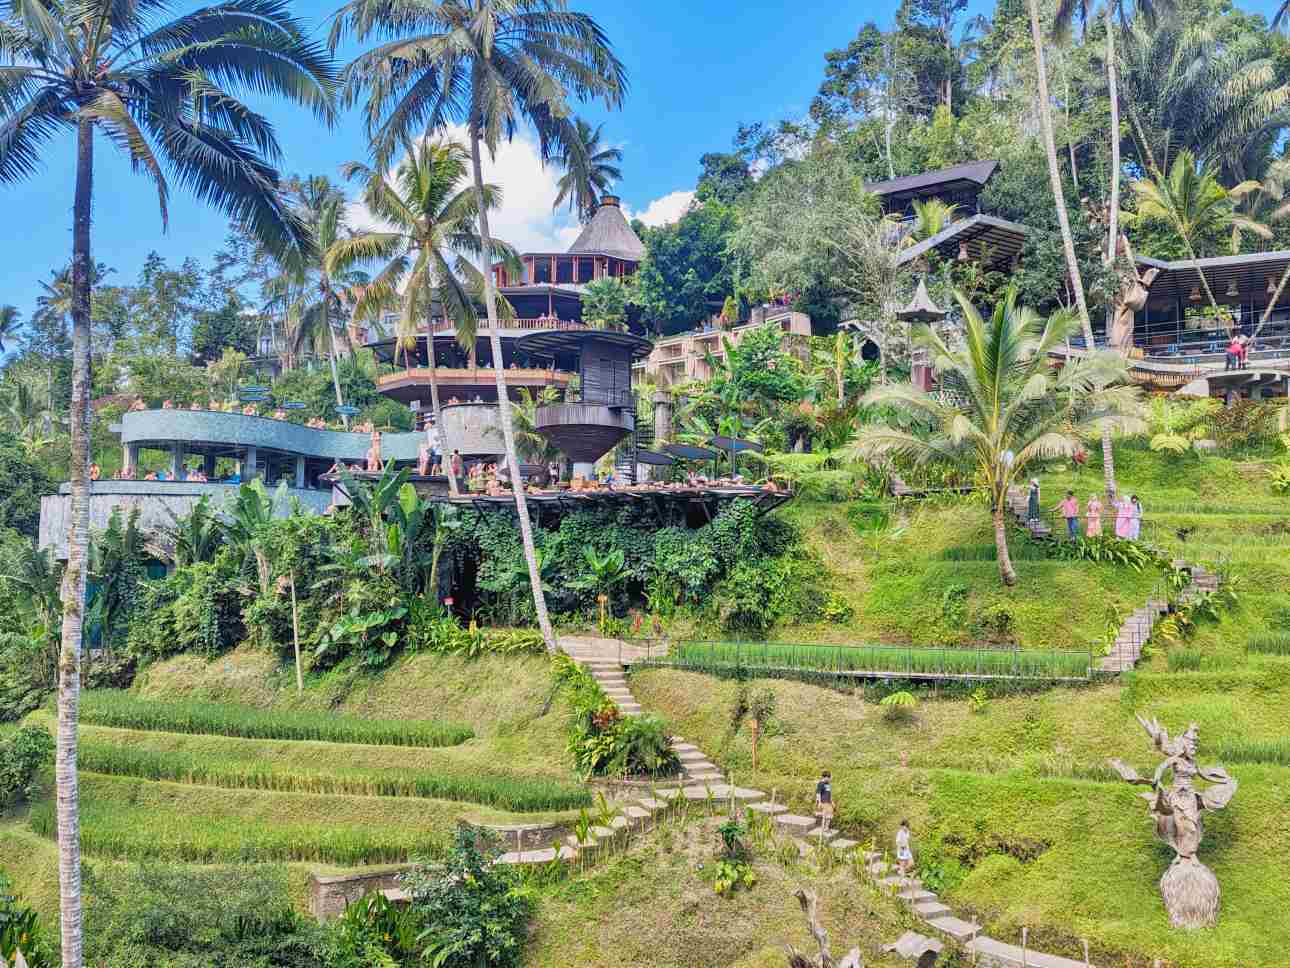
[896,819,913,876]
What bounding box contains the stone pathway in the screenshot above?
[1005,487,1218,674]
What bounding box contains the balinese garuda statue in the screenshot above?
[1109,716,1237,929]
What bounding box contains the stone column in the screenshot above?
[295,455,306,489]
[204,452,216,478]
[245,445,258,479]
[170,442,183,479]
[124,443,138,475]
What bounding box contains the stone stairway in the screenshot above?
[874,853,1094,966]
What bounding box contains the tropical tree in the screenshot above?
[1,378,60,458]
[908,198,959,242]
[333,0,627,655]
[1226,159,1290,255]
[553,118,622,222]
[513,386,562,483]
[1025,0,1120,500]
[1130,152,1239,312]
[0,7,334,957]
[328,139,518,497]
[850,289,1143,585]
[0,306,19,355]
[580,277,628,330]
[163,497,225,568]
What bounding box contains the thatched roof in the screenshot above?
[567,195,645,262]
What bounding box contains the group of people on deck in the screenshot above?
[1028,480,1142,540]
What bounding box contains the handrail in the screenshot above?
[377,366,574,385]
[421,318,589,334]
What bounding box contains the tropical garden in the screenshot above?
[1,0,1290,965]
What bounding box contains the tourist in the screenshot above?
[129,398,146,412]
[548,460,560,484]
[119,465,135,481]
[189,401,201,411]
[450,449,463,486]
[144,471,157,481]
[242,404,257,416]
[365,431,384,473]
[1226,335,1242,371]
[448,396,460,405]
[418,438,432,476]
[162,399,174,410]
[272,408,287,421]
[814,771,834,834]
[1026,479,1041,527]
[1086,493,1103,537]
[89,462,100,481]
[896,820,914,877]
[1129,495,1143,540]
[1114,494,1134,539]
[1238,334,1251,368]
[1057,490,1079,540]
[207,398,220,411]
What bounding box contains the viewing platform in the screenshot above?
[375,366,575,405]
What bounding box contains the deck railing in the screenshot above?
[421,317,588,334]
[376,366,575,387]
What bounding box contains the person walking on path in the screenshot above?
[1026,479,1041,529]
[896,819,914,877]
[1114,495,1134,539]
[1057,491,1080,540]
[1128,495,1143,540]
[1086,493,1103,537]
[814,771,834,834]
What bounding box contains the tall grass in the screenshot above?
[81,692,472,748]
[1212,737,1290,766]
[1247,633,1290,656]
[77,742,590,812]
[29,797,450,865]
[1168,649,1203,672]
[639,640,1091,681]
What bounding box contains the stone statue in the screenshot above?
[1109,716,1237,929]
[1108,234,1161,353]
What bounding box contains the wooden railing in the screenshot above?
[423,318,587,334]
[377,366,574,388]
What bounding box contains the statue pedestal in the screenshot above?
[1161,856,1220,929]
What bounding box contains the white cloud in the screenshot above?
[624,190,695,228]
[346,125,694,253]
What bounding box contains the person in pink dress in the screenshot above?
[1114,496,1134,538]
[1085,494,1103,537]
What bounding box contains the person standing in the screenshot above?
[1129,495,1143,540]
[1057,491,1079,540]
[1085,493,1103,537]
[814,771,834,834]
[1026,479,1041,528]
[896,819,914,876]
[1115,495,1134,539]
[1226,335,1242,371]
[449,449,463,488]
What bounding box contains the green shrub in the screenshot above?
[401,828,533,968]
[0,725,53,807]
[80,692,472,748]
[82,862,326,966]
[1212,737,1290,765]
[127,558,245,662]
[0,875,54,968]
[328,891,420,967]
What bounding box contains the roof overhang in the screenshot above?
[1137,250,1290,303]
[897,214,1029,270]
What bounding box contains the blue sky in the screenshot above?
[1,0,1282,322]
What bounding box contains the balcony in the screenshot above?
[376,366,575,399]
[423,318,587,334]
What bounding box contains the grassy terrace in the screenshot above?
[79,691,474,747]
[637,639,1092,681]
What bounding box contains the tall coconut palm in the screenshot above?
[850,289,1143,585]
[0,1,335,962]
[0,305,20,355]
[333,0,627,655]
[1227,159,1290,254]
[1026,0,1121,500]
[1131,152,1238,313]
[327,139,519,497]
[553,118,622,222]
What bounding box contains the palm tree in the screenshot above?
[1,377,61,458]
[513,386,563,483]
[553,118,623,222]
[908,199,959,242]
[333,0,627,655]
[328,139,518,498]
[1227,159,1290,254]
[1130,152,1237,313]
[0,1,335,961]
[850,289,1143,585]
[1025,0,1121,501]
[0,306,20,355]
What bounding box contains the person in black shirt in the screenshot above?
[814,771,834,833]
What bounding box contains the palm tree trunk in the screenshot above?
[56,117,93,968]
[324,299,350,430]
[469,128,557,654]
[1101,7,1122,502]
[993,502,1017,586]
[426,335,458,497]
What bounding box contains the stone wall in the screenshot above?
[308,867,409,921]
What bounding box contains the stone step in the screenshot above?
[898,888,937,903]
[589,825,616,841]
[965,935,1091,968]
[913,900,953,920]
[831,838,859,850]
[773,813,816,833]
[883,931,945,961]
[672,743,700,754]
[653,788,681,800]
[926,915,981,943]
[636,798,669,813]
[622,805,652,824]
[685,771,724,782]
[603,688,634,698]
[880,875,914,889]
[677,749,709,761]
[863,850,882,862]
[869,860,890,875]
[499,845,577,865]
[802,826,838,843]
[746,801,788,815]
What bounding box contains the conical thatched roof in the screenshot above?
[567,195,645,262]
